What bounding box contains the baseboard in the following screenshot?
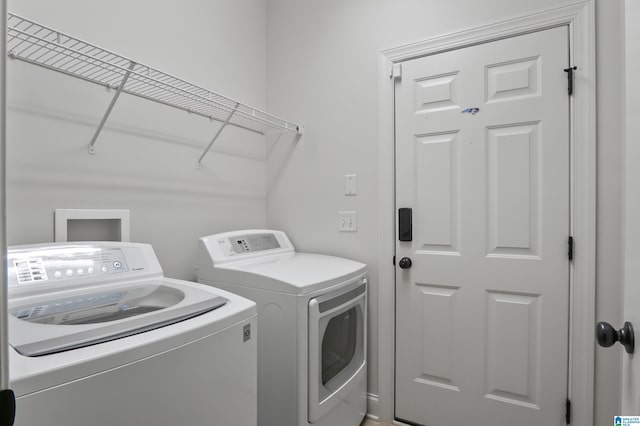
[366,392,381,420]
[366,394,412,426]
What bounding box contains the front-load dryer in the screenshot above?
[197,229,367,426]
[7,242,257,426]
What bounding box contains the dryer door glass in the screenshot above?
[308,279,366,423]
[322,307,357,385]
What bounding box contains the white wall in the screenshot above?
[266,0,623,423]
[6,0,269,280]
[3,0,624,423]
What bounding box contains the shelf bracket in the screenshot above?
[197,103,239,167]
[88,61,136,154]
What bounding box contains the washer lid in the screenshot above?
[203,252,367,295]
[9,279,227,357]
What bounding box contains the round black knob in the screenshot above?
[596,321,635,354]
[398,257,412,269]
[596,322,617,347]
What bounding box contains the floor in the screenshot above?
[361,419,390,426]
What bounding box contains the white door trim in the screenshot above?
[621,0,640,412]
[376,2,596,424]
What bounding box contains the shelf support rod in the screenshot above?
[197,103,239,167]
[88,61,136,154]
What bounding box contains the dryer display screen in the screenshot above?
[230,234,281,253]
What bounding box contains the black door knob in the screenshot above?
[398,257,412,269]
[596,321,635,354]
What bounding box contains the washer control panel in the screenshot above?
[9,247,129,286]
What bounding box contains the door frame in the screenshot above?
[0,0,8,396]
[621,0,640,412]
[376,2,596,424]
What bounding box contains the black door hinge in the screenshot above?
[565,398,572,424]
[393,255,396,266]
[564,66,577,96]
[568,236,574,261]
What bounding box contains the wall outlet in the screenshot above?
[345,174,357,195]
[338,211,357,232]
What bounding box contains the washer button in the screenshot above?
[54,271,62,279]
[65,269,73,277]
[113,261,122,269]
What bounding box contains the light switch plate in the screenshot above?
[338,211,357,232]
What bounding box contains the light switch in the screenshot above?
[345,174,357,195]
[338,211,357,232]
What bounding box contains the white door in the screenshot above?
[621,0,640,414]
[395,27,571,426]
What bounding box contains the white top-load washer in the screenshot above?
[197,230,367,426]
[7,242,257,426]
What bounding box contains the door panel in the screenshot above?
[487,123,540,256]
[485,291,540,407]
[415,133,459,252]
[395,26,570,426]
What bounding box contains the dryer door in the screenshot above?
[308,277,366,423]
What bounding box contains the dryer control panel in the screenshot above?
[200,229,295,265]
[229,233,281,254]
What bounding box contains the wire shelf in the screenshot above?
[7,13,302,160]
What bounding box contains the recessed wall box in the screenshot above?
[54,209,130,242]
